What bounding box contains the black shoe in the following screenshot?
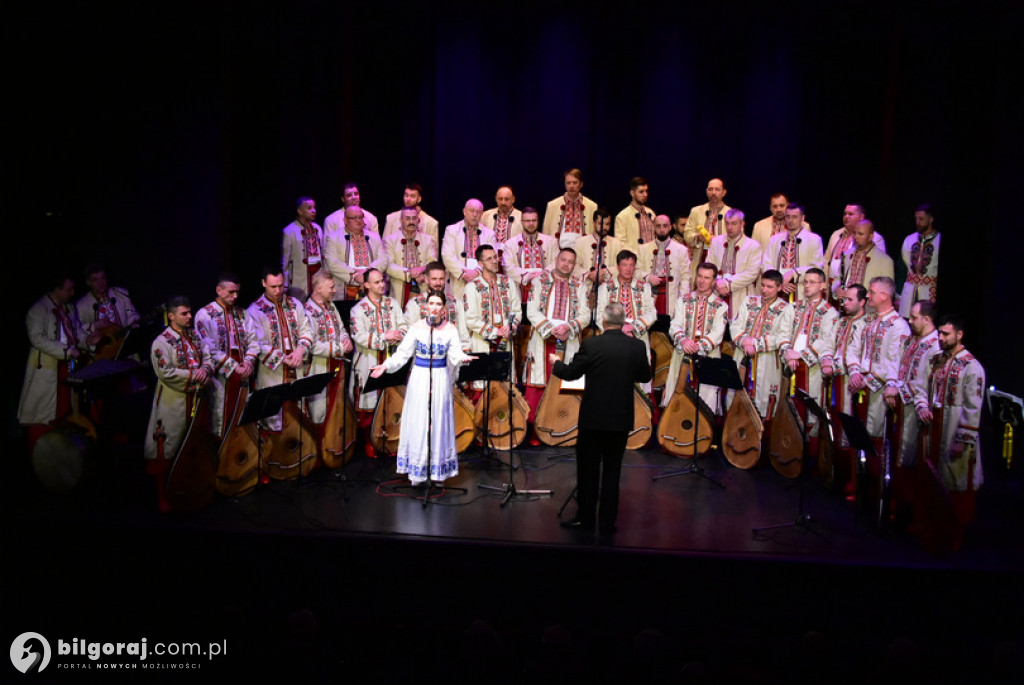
[560,518,595,531]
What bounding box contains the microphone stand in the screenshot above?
[394,317,467,507]
[479,314,552,506]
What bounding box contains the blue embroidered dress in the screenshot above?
[380,320,470,483]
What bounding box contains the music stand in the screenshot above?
[458,352,514,470]
[116,320,164,361]
[362,359,412,482]
[752,389,829,540]
[654,356,741,488]
[837,410,888,532]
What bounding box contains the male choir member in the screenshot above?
[324,182,379,236]
[19,276,84,451]
[523,248,590,431]
[898,204,940,317]
[751,193,791,253]
[637,214,691,319]
[323,205,387,301]
[463,245,521,367]
[597,250,655,392]
[143,296,214,486]
[779,268,838,445]
[885,300,939,515]
[303,271,354,426]
[825,205,886,299]
[683,178,732,283]
[846,277,910,444]
[349,268,407,425]
[282,196,324,300]
[503,206,559,308]
[730,270,794,418]
[405,261,469,351]
[76,263,140,351]
[480,185,523,245]
[920,314,985,542]
[441,198,498,302]
[887,300,939,468]
[707,208,762,318]
[543,168,599,249]
[194,273,259,437]
[382,182,439,243]
[663,263,728,412]
[246,267,313,432]
[574,208,623,287]
[385,205,438,307]
[614,176,657,248]
[821,284,870,495]
[831,219,895,305]
[762,202,825,302]
[552,302,652,534]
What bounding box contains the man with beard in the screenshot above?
[614,176,657,248]
[303,271,354,426]
[382,182,439,242]
[503,206,559,307]
[405,261,469,351]
[638,214,691,319]
[825,205,887,300]
[463,245,521,367]
[920,314,985,547]
[574,208,623,287]
[76,263,140,351]
[898,204,940,317]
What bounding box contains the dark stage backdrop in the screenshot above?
[8,0,1024,406]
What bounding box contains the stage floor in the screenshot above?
[7,441,1024,682]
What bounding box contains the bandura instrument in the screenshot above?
[321,360,357,468]
[626,385,653,450]
[768,366,804,479]
[650,331,673,391]
[371,343,406,457]
[453,387,477,453]
[166,395,220,512]
[722,356,763,469]
[216,379,259,497]
[657,355,714,457]
[264,398,320,480]
[473,335,528,451]
[534,339,581,447]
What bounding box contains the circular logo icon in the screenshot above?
[10,633,51,674]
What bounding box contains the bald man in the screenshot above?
[683,178,732,285]
[480,185,523,244]
[441,198,499,302]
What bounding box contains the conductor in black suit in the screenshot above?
[549,302,652,533]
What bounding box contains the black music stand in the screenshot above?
[458,352,515,471]
[362,359,412,474]
[752,390,829,540]
[653,356,741,488]
[838,410,889,532]
[116,320,164,361]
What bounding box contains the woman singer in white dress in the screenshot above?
[370,290,476,484]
